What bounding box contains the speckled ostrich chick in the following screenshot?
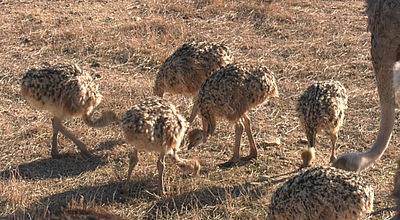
[153,40,233,97]
[121,97,200,195]
[297,81,348,167]
[269,166,374,220]
[20,64,117,158]
[187,63,279,167]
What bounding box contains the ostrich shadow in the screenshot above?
[0,140,123,180]
[93,139,125,152]
[1,178,154,219]
[143,175,291,219]
[3,171,285,219]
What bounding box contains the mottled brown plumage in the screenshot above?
[187,63,279,167]
[269,166,374,220]
[20,64,117,158]
[297,81,348,167]
[153,40,233,97]
[121,97,200,195]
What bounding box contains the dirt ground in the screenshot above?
[0,0,398,219]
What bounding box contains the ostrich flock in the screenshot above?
[18,0,400,219]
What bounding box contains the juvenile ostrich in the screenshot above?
[269,166,374,220]
[297,81,348,167]
[332,0,399,172]
[187,63,279,167]
[121,97,200,195]
[153,40,233,97]
[20,64,117,158]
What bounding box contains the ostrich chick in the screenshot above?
[20,64,117,158]
[269,166,374,220]
[153,40,233,97]
[121,97,200,195]
[187,63,279,167]
[297,81,348,167]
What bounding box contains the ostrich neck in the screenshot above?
[361,58,396,167]
[362,100,394,163]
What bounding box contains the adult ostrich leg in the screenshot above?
[332,0,399,172]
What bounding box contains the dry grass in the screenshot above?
[0,0,398,219]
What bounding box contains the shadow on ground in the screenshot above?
[142,171,299,219]
[93,139,125,152]
[0,153,106,180]
[3,170,288,219]
[1,177,154,219]
[5,166,391,219]
[0,140,123,180]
